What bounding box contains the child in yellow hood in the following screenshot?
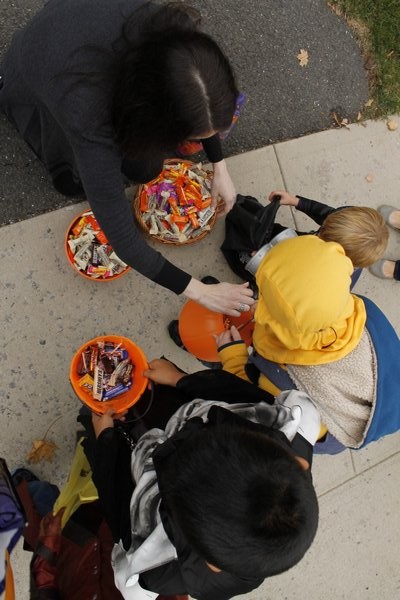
[216,235,400,453]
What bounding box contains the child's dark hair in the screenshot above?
[112,2,238,160]
[158,425,318,578]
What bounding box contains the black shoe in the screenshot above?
[167,320,187,350]
[52,170,86,198]
[201,275,220,285]
[12,468,39,486]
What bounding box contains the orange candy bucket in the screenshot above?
[178,301,254,362]
[70,335,148,414]
[65,210,131,281]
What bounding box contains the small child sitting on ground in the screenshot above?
[216,235,400,454]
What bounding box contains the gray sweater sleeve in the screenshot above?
[69,132,192,293]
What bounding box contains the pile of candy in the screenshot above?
[138,161,215,243]
[77,340,133,401]
[67,210,128,278]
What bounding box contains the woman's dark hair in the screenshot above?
[112,2,238,160]
[157,425,319,579]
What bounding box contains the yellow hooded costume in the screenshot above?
[253,235,366,365]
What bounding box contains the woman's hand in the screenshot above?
[143,358,186,387]
[91,408,127,439]
[183,279,255,317]
[268,190,298,207]
[214,325,243,349]
[211,160,236,215]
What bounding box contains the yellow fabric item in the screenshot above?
[53,439,98,529]
[218,342,281,396]
[5,550,15,600]
[254,236,366,365]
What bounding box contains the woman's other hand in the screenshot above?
[214,325,243,349]
[211,160,236,215]
[183,279,255,317]
[268,190,298,207]
[143,358,186,386]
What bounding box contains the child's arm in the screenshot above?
[269,190,336,227]
[215,326,251,382]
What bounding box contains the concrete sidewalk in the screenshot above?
[1,118,400,598]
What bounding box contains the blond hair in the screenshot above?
[318,207,389,268]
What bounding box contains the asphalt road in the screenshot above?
[0,0,368,224]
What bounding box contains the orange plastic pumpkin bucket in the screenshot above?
[65,210,131,281]
[178,300,254,362]
[70,335,148,414]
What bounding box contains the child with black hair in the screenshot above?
[85,359,320,600]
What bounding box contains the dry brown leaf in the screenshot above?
[387,119,398,131]
[27,439,58,464]
[365,99,374,108]
[332,112,350,129]
[297,49,309,67]
[357,112,362,121]
[365,174,374,183]
[332,111,341,127]
[327,2,342,17]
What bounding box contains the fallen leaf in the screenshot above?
[357,112,362,121]
[387,119,398,131]
[27,439,58,464]
[327,2,342,16]
[331,111,350,129]
[365,174,374,183]
[297,49,309,67]
[365,99,374,108]
[332,111,341,127]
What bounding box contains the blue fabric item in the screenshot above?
[28,481,59,517]
[0,469,26,595]
[358,295,400,446]
[0,480,25,531]
[313,434,347,455]
[350,268,362,289]
[248,351,296,390]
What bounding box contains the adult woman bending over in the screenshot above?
[0,0,253,315]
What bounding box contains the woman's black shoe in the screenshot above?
[167,320,186,350]
[52,170,86,198]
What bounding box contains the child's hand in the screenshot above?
[92,408,127,439]
[143,358,186,387]
[214,325,243,349]
[268,190,298,207]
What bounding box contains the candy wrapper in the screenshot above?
[136,161,216,243]
[67,210,129,279]
[77,341,134,402]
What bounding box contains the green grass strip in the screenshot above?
[334,0,400,116]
